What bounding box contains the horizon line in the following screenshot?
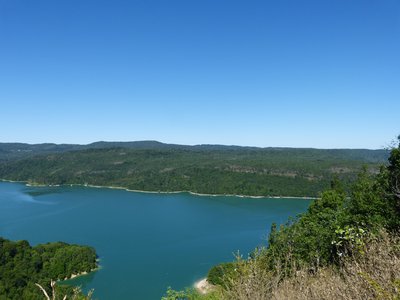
[0,140,389,151]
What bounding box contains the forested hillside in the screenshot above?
[0,238,97,299]
[0,145,389,197]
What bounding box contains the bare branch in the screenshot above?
[51,280,57,300]
[35,283,51,300]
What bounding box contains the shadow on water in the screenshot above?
[17,192,55,205]
[23,187,62,198]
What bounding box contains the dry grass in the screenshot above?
[221,257,279,300]
[222,232,400,300]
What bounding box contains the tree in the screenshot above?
[386,135,400,229]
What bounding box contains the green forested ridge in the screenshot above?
[0,144,389,197]
[0,141,389,162]
[0,238,97,300]
[0,141,184,161]
[163,138,400,299]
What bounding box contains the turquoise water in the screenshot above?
[0,182,311,299]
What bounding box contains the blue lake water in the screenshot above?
[0,181,311,299]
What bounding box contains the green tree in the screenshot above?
[387,135,400,229]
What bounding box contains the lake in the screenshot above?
[0,181,311,299]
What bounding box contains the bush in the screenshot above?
[207,262,237,286]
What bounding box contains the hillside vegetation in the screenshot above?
[163,137,400,299]
[0,143,389,197]
[0,238,97,300]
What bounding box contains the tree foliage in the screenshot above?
[0,238,97,300]
[207,262,237,287]
[0,147,388,197]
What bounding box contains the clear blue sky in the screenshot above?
[0,0,399,149]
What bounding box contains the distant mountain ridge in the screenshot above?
[0,141,390,162]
